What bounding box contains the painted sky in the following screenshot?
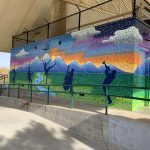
[48,48,141,73]
[11,17,150,73]
[0,52,10,68]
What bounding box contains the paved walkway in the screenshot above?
[0,106,103,150]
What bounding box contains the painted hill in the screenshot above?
[81,61,98,73]
[135,57,150,75]
[98,64,125,73]
[42,53,51,61]
[51,56,67,72]
[17,56,44,72]
[17,54,52,72]
[16,54,126,74]
[69,61,81,72]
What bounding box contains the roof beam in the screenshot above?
[95,0,119,14]
[63,0,117,15]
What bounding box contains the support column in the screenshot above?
[132,0,137,17]
[50,0,67,38]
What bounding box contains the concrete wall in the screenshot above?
[0,96,150,150]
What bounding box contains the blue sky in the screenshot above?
[0,52,10,68]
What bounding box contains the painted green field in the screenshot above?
[9,72,150,111]
[9,72,138,110]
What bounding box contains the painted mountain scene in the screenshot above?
[10,18,150,110]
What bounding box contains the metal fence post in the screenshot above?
[30,84,32,102]
[27,32,29,44]
[76,5,81,31]
[70,85,74,108]
[105,85,108,115]
[47,24,50,39]
[78,12,81,31]
[0,84,2,96]
[70,92,74,109]
[18,84,20,99]
[47,85,50,105]
[12,36,14,48]
[4,76,5,84]
[132,0,136,17]
[8,84,10,97]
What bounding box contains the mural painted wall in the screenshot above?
[132,20,150,111]
[10,17,150,110]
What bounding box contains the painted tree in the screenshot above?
[42,60,56,84]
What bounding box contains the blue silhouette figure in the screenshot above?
[63,65,75,92]
[42,60,51,72]
[27,67,33,87]
[42,60,56,84]
[12,67,16,85]
[102,61,117,104]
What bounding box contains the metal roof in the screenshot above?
[0,0,149,52]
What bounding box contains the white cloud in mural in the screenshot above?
[71,27,100,39]
[102,26,143,44]
[16,49,28,57]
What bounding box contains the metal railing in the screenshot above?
[12,0,136,48]
[0,83,149,115]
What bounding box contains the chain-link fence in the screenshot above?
[12,0,138,48]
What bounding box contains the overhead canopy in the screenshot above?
[0,0,149,52]
[0,0,54,52]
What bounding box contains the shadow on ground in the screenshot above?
[0,120,101,150]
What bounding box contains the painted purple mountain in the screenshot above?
[50,56,67,72]
[17,54,51,72]
[42,53,51,62]
[17,65,27,72]
[135,57,150,75]
[98,64,125,73]
[80,61,99,73]
[17,56,43,72]
[69,61,81,72]
[30,56,44,72]
[17,54,126,73]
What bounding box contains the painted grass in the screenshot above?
[9,72,150,111]
[132,90,150,111]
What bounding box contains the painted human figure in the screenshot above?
[102,61,116,104]
[42,60,56,84]
[63,65,75,92]
[27,67,33,86]
[42,60,51,73]
[12,67,16,85]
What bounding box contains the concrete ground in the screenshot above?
[0,106,103,150]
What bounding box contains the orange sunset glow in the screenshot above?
[48,48,142,73]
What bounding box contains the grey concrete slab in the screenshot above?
[0,106,104,150]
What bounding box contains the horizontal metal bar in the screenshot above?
[110,94,150,101]
[144,0,150,7]
[67,12,132,32]
[136,18,150,29]
[14,37,35,43]
[2,86,149,101]
[1,83,150,90]
[144,6,150,13]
